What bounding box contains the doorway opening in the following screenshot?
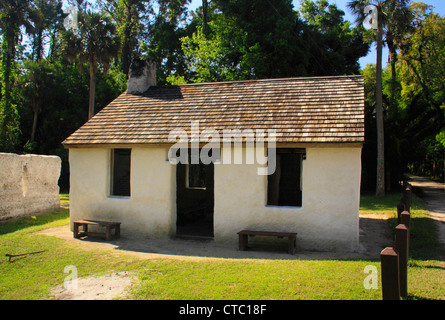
[176,155,214,239]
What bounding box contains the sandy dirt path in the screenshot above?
[408,175,445,246]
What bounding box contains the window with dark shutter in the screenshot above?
[111,149,131,197]
[267,148,305,207]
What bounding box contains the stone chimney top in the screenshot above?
[127,59,156,94]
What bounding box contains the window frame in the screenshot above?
[266,148,305,208]
[185,150,207,190]
[109,148,132,198]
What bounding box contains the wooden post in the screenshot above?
[397,203,405,223]
[401,185,412,213]
[395,224,409,299]
[400,211,410,229]
[404,196,411,213]
[404,184,412,203]
[400,211,410,263]
[380,247,400,300]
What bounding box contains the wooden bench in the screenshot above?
[73,220,121,241]
[237,230,297,255]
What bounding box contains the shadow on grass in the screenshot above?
[0,209,69,236]
[407,294,437,300]
[386,215,445,260]
[408,261,445,270]
[360,192,404,212]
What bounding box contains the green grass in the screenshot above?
[360,193,445,300]
[361,193,445,260]
[59,193,69,206]
[131,259,382,300]
[0,193,443,300]
[360,193,406,216]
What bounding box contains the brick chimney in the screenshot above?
[127,59,156,94]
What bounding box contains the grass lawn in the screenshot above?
[0,193,443,300]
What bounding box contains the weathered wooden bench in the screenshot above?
[73,219,121,241]
[237,230,297,255]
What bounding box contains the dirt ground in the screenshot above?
[39,213,393,300]
[408,175,445,246]
[50,271,133,300]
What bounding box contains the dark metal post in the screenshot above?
[380,247,400,300]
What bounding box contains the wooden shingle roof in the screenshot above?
[62,75,364,146]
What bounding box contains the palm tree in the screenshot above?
[384,1,413,112]
[31,0,66,61]
[102,0,151,76]
[63,9,118,120]
[0,0,35,148]
[21,60,56,143]
[348,0,412,196]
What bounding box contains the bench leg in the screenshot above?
[105,226,111,241]
[115,225,120,239]
[73,223,80,238]
[239,234,248,251]
[288,237,296,255]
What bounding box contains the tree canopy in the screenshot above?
[0,0,443,190]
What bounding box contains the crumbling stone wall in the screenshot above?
[0,153,61,221]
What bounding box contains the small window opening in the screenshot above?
[186,150,206,189]
[111,149,131,197]
[267,148,305,207]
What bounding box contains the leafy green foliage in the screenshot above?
[0,0,36,151]
[0,0,442,189]
[361,4,445,186]
[300,0,369,75]
[174,0,368,84]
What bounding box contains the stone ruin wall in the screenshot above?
[0,153,61,221]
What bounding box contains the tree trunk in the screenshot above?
[88,64,96,120]
[122,2,133,77]
[386,32,398,115]
[375,8,385,197]
[31,107,38,142]
[36,28,43,61]
[202,0,209,38]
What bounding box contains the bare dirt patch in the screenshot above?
[358,213,393,258]
[51,271,133,300]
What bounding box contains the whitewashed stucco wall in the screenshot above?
[69,148,176,237]
[69,146,361,251]
[0,153,61,221]
[214,147,362,252]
